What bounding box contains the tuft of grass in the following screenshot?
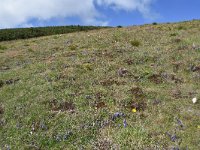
[130,40,141,47]
[69,44,77,50]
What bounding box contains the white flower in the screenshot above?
[192,43,196,49]
[192,97,197,104]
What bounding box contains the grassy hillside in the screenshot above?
[0,26,108,42]
[0,20,200,149]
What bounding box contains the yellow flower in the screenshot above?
[197,125,200,129]
[132,108,137,113]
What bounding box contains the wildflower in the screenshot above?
[123,119,127,128]
[176,118,184,128]
[192,43,196,49]
[166,132,177,142]
[132,108,137,113]
[112,112,125,121]
[197,125,200,129]
[192,97,197,104]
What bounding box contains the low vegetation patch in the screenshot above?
[130,39,141,47]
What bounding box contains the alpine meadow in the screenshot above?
[0,20,200,149]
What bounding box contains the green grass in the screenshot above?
[0,20,200,149]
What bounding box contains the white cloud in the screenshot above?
[97,0,157,19]
[0,0,156,28]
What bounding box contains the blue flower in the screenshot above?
[123,119,127,128]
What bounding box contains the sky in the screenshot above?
[0,0,200,29]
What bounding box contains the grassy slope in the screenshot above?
[0,20,200,149]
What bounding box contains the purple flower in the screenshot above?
[166,132,177,142]
[176,118,184,128]
[112,112,125,121]
[123,119,127,128]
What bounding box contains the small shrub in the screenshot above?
[130,40,141,47]
[152,22,158,25]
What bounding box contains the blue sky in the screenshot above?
[0,0,200,29]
